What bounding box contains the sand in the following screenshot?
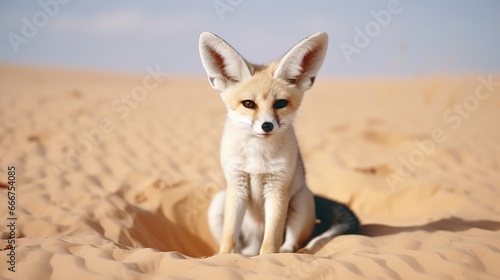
[1,64,499,279]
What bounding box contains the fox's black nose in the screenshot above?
[262,122,274,132]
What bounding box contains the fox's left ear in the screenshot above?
[274,32,328,91]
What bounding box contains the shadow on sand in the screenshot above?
[361,217,500,237]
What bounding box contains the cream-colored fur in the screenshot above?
[199,32,328,255]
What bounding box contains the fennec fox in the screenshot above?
[199,32,359,255]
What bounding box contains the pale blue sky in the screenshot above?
[1,1,499,77]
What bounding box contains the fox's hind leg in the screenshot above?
[207,191,225,245]
[208,190,262,255]
[297,196,360,254]
[280,186,315,253]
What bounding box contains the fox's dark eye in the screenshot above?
[242,100,256,109]
[273,99,288,109]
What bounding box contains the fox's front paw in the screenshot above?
[260,243,280,254]
[295,247,313,254]
[219,238,236,254]
[279,244,297,254]
[219,247,235,254]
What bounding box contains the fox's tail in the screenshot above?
[299,195,360,253]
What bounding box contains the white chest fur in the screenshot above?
[241,137,290,174]
[220,121,298,177]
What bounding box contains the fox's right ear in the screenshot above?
[199,32,252,92]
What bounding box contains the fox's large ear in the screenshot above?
[274,32,328,91]
[199,32,252,92]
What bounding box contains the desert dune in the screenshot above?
[1,64,499,279]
